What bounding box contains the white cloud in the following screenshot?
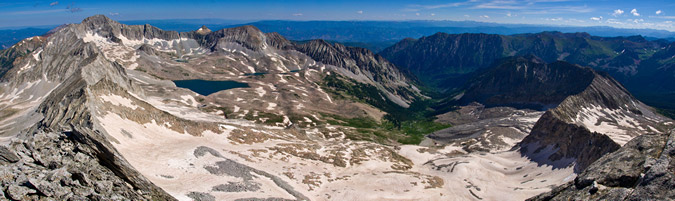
[464,14,470,18]
[356,10,363,14]
[49,1,58,6]
[590,16,602,21]
[480,15,490,19]
[292,13,303,16]
[612,9,624,17]
[506,12,512,17]
[656,10,662,15]
[109,12,119,16]
[606,19,623,25]
[566,18,585,23]
[631,8,639,16]
[430,13,436,16]
[547,17,563,21]
[415,13,420,16]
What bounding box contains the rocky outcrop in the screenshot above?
[0,129,175,200]
[528,130,675,200]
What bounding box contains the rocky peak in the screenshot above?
[195,25,212,35]
[78,15,180,43]
[204,25,268,51]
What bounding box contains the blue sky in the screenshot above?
[1,0,674,31]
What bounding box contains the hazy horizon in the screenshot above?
[1,0,674,32]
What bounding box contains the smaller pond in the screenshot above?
[173,79,249,96]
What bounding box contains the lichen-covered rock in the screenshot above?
[0,131,175,200]
[528,130,675,200]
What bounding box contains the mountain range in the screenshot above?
[380,31,675,116]
[0,15,673,200]
[3,19,675,52]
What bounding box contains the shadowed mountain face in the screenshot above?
[459,56,595,110]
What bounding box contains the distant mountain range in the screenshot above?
[380,31,675,115]
[3,19,675,52]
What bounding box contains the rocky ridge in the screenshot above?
[528,129,675,200]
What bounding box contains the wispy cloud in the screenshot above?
[403,1,472,12]
[3,9,64,15]
[50,1,59,6]
[66,3,83,13]
[606,18,624,25]
[519,6,593,14]
[474,0,526,10]
[612,9,624,17]
[630,8,639,16]
[109,12,119,16]
[650,15,675,19]
[356,10,363,14]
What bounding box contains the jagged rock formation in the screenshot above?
[528,130,675,200]
[295,39,419,106]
